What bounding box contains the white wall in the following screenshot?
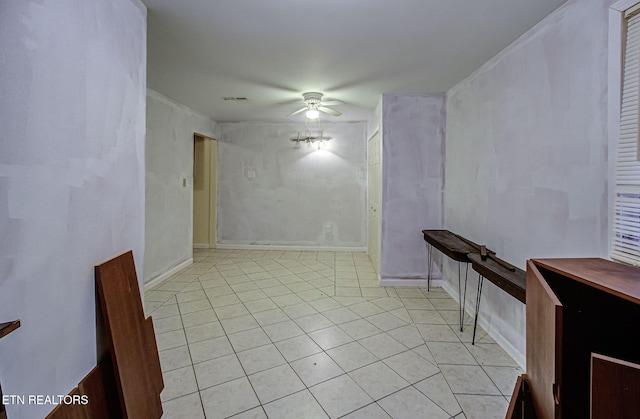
[217,121,367,248]
[145,90,217,284]
[0,1,146,418]
[381,95,446,280]
[444,0,612,366]
[368,96,383,137]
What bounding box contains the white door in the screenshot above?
[367,130,381,274]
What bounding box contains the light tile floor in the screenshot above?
[145,249,522,419]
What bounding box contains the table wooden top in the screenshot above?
[532,258,640,305]
[0,320,20,340]
[422,229,478,262]
[469,253,526,303]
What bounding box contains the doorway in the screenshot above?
[193,134,217,248]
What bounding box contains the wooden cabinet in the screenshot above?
[509,258,640,419]
[591,353,640,419]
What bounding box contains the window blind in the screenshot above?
[612,7,640,266]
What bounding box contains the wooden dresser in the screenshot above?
[508,258,640,419]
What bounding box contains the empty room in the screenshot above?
[2,0,639,418]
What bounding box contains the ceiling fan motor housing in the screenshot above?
[303,92,324,105]
[286,92,342,117]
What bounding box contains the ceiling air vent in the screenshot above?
[223,97,248,101]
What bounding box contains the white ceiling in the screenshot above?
[143,0,566,122]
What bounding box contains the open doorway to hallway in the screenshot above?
[193,133,217,248]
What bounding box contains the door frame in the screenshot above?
[193,133,217,248]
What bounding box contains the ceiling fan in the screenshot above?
[286,92,343,119]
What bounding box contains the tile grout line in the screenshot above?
[152,250,519,418]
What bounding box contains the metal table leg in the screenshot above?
[426,243,433,291]
[472,273,484,345]
[458,262,469,332]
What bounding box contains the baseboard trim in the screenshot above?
[193,243,209,249]
[144,258,193,292]
[480,317,525,369]
[441,280,525,369]
[215,244,368,252]
[380,277,443,288]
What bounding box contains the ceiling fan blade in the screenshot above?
[318,106,342,117]
[320,100,343,106]
[287,107,307,117]
[278,99,305,105]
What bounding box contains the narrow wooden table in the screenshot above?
[422,230,479,331]
[0,321,20,340]
[468,253,526,344]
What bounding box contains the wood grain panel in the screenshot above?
[591,353,640,419]
[421,229,478,262]
[532,258,640,305]
[78,357,121,419]
[0,383,7,419]
[144,317,164,396]
[95,251,163,419]
[0,320,20,340]
[526,260,562,419]
[44,388,86,419]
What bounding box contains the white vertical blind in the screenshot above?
[612,7,640,265]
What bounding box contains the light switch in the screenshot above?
[244,166,256,180]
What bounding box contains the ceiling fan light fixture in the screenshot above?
[306,108,320,119]
[286,92,343,119]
